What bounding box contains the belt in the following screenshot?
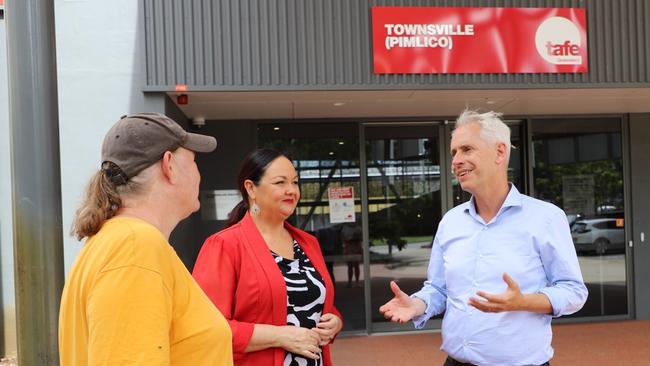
[445,356,474,366]
[446,356,550,366]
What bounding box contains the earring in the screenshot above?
[250,201,261,216]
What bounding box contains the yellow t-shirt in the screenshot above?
[59,217,233,366]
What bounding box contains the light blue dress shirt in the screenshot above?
[412,185,588,366]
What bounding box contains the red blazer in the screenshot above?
[193,212,342,366]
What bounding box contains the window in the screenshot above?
[533,117,627,317]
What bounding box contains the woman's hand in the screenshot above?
[277,325,322,360]
[312,313,343,346]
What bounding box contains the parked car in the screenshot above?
[566,214,582,229]
[571,218,625,255]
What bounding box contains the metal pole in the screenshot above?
[5,0,65,364]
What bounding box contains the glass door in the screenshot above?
[258,116,627,336]
[530,117,628,318]
[258,122,368,332]
[362,123,446,332]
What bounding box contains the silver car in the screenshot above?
[571,218,625,255]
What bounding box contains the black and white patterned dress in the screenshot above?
[271,240,326,366]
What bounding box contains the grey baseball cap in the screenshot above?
[101,113,216,181]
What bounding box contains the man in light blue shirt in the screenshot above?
[379,110,588,366]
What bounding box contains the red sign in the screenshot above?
[372,7,588,74]
[328,187,354,200]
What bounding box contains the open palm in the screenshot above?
[379,281,424,323]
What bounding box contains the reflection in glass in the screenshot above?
[365,126,442,329]
[258,123,366,331]
[532,118,626,317]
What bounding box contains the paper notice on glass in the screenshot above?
[328,187,355,223]
[200,189,242,221]
[562,175,594,216]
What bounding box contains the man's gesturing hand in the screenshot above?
[469,273,553,314]
[379,281,426,323]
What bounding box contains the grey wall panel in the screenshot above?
[143,0,650,91]
[629,113,650,320]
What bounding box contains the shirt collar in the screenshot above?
[466,183,523,222]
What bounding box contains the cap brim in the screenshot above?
[183,133,217,153]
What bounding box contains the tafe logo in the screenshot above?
[535,16,583,65]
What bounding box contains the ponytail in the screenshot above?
[225,200,249,228]
[71,163,153,240]
[70,171,121,240]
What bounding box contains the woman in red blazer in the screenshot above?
[193,148,343,366]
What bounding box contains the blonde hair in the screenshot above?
[71,164,155,240]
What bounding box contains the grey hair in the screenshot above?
[115,163,156,199]
[454,109,512,162]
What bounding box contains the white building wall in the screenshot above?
[54,0,164,275]
[1,0,164,357]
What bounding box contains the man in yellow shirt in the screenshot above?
[59,113,232,365]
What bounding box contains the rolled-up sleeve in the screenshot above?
[537,211,588,317]
[410,235,448,329]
